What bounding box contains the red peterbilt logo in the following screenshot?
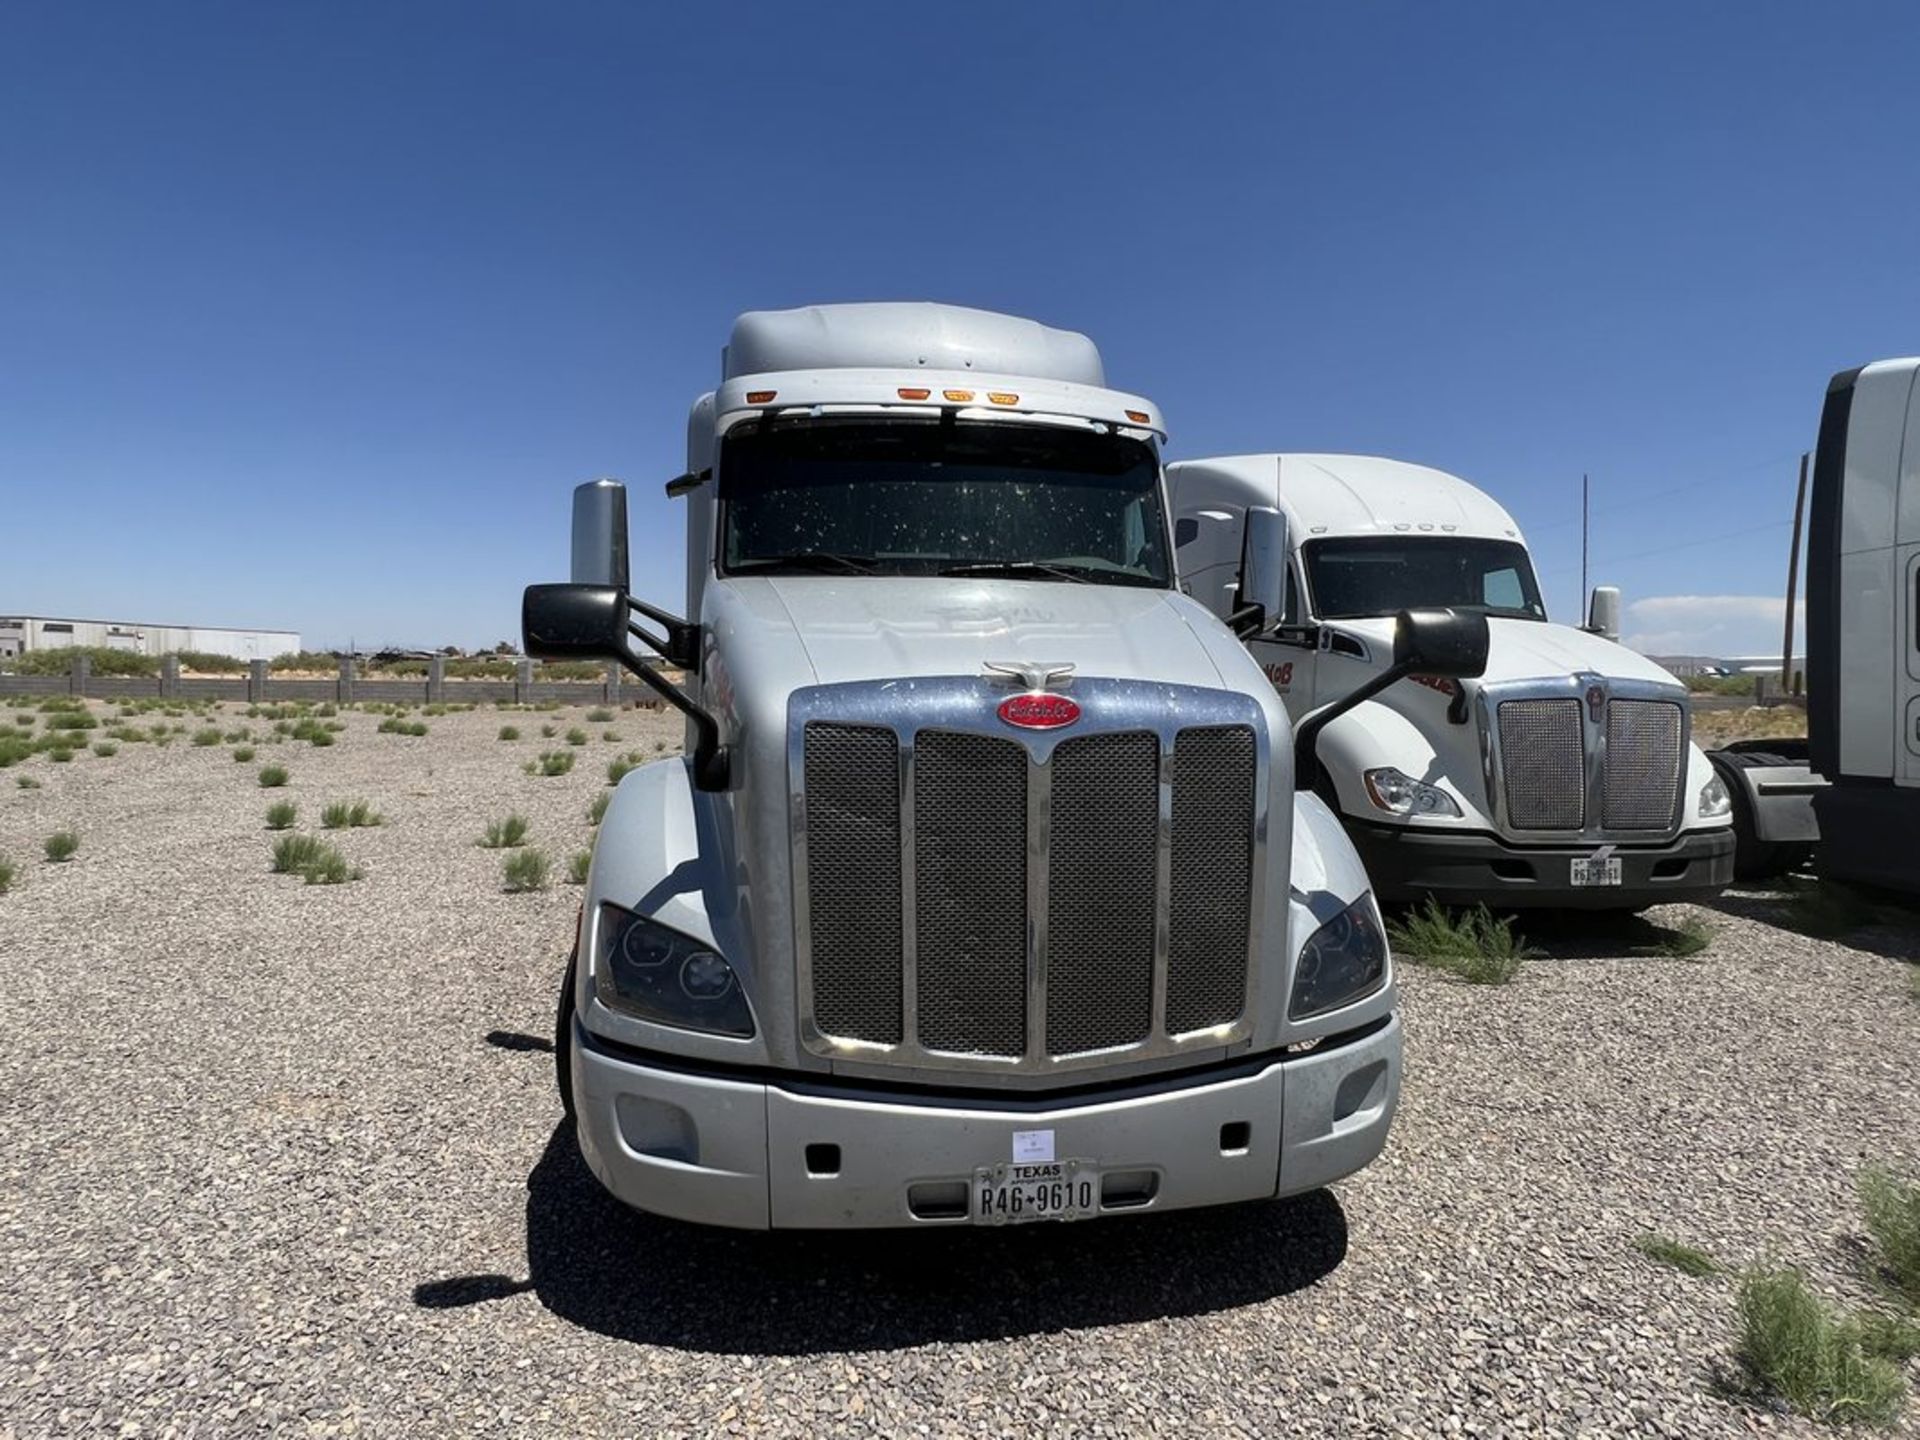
[997,692,1081,729]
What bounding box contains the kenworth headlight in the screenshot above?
[596,903,754,1037]
[1290,895,1389,1020]
[1362,766,1463,818]
[1698,773,1732,819]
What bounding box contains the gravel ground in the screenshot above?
[1,700,1917,1438]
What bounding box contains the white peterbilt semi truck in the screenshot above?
[1801,357,1920,895]
[519,303,1488,1229]
[1168,454,1735,911]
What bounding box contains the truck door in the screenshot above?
[1248,561,1315,720]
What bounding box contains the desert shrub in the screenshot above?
[17,775,40,789]
[271,834,326,873]
[1634,1233,1721,1277]
[233,746,255,762]
[91,741,118,757]
[46,747,74,763]
[588,791,609,826]
[0,854,15,893]
[0,735,33,767]
[479,814,530,849]
[302,846,360,885]
[585,708,613,723]
[46,712,98,732]
[497,725,521,741]
[44,829,80,862]
[192,727,223,746]
[526,750,575,777]
[15,646,157,678]
[171,650,246,674]
[269,651,340,672]
[1735,1267,1906,1427]
[565,727,588,747]
[601,730,621,742]
[607,752,647,786]
[265,801,298,830]
[1860,1167,1920,1306]
[321,800,383,829]
[567,848,592,884]
[1387,899,1532,984]
[258,764,290,788]
[378,717,428,737]
[502,847,550,893]
[540,724,558,738]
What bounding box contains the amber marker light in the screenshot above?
[1125,409,1151,424]
[987,392,1019,405]
[897,387,931,401]
[942,389,975,403]
[745,390,777,404]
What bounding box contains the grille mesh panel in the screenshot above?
[914,731,1028,1056]
[1045,733,1158,1056]
[1603,699,1684,830]
[1167,726,1255,1034]
[1498,699,1586,830]
[803,723,903,1044]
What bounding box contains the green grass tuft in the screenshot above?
[585,707,613,723]
[479,814,530,849]
[565,726,588,746]
[17,775,41,789]
[1654,916,1714,959]
[265,801,298,831]
[0,854,15,894]
[1734,1267,1907,1427]
[378,717,429,737]
[192,727,224,746]
[43,829,80,863]
[525,750,575,777]
[91,741,118,757]
[1386,899,1533,984]
[258,764,290,788]
[233,745,255,762]
[497,725,521,741]
[321,799,383,829]
[1860,1167,1920,1306]
[588,791,610,826]
[301,845,360,885]
[540,723,557,738]
[566,848,592,885]
[1634,1232,1722,1277]
[502,846,550,893]
[271,833,326,873]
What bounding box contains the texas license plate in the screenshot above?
[971,1160,1097,1225]
[1571,855,1623,886]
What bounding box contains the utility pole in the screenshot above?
[1781,452,1809,688]
[1580,473,1590,620]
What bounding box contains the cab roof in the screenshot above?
[724,303,1106,387]
[1168,453,1525,544]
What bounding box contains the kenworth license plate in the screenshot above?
[1571,854,1623,886]
[971,1160,1098,1224]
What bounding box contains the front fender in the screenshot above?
[1284,791,1396,1038]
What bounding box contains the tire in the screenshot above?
[1711,752,1795,880]
[555,949,578,1127]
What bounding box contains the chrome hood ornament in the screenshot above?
[982,659,1076,690]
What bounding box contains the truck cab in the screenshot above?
[1169,453,1735,910]
[520,306,1486,1230]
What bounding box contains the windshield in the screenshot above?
[1303,535,1547,621]
[717,417,1170,587]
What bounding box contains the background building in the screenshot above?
[0,614,300,662]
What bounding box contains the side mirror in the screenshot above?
[1585,584,1621,642]
[1231,506,1288,637]
[522,584,629,662]
[570,478,631,592]
[1392,607,1489,678]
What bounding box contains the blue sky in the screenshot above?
[5,2,1917,656]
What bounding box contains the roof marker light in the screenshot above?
[745,390,776,405]
[943,389,975,403]
[897,387,931,401]
[1125,409,1151,424]
[987,391,1019,405]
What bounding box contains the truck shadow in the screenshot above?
[414,1124,1349,1355]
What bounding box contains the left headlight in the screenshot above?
[1698,773,1732,819]
[595,903,755,1038]
[1290,894,1389,1021]
[1362,767,1462,818]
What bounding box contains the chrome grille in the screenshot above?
[802,724,903,1044]
[796,686,1262,1076]
[1167,726,1256,1035]
[1497,699,1586,830]
[1603,699,1683,830]
[1045,733,1158,1056]
[914,732,1028,1056]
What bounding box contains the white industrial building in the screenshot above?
[0,615,301,663]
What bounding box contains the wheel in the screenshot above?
[555,949,578,1126]
[1711,752,1796,880]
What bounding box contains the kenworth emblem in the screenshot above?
[1584,678,1607,722]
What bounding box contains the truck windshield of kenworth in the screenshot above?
[1304,536,1546,621]
[718,416,1171,586]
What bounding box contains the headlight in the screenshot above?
[1290,894,1389,1020]
[1362,766,1462,818]
[1698,774,1732,819]
[595,903,755,1037]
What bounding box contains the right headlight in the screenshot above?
[1290,894,1389,1021]
[595,903,755,1037]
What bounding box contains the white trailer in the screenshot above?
[517,304,1491,1229]
[1803,357,1920,894]
[1169,454,1735,911]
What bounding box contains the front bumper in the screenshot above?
[570,1015,1401,1229]
[1348,821,1734,909]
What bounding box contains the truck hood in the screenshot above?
[735,576,1235,689]
[1335,616,1682,688]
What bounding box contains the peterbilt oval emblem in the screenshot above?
[998,692,1081,729]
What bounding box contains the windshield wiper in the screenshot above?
[729,551,879,576]
[938,560,1099,584]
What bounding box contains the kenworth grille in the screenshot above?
[1490,683,1687,838]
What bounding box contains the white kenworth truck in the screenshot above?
[1167,454,1735,911]
[519,303,1488,1230]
